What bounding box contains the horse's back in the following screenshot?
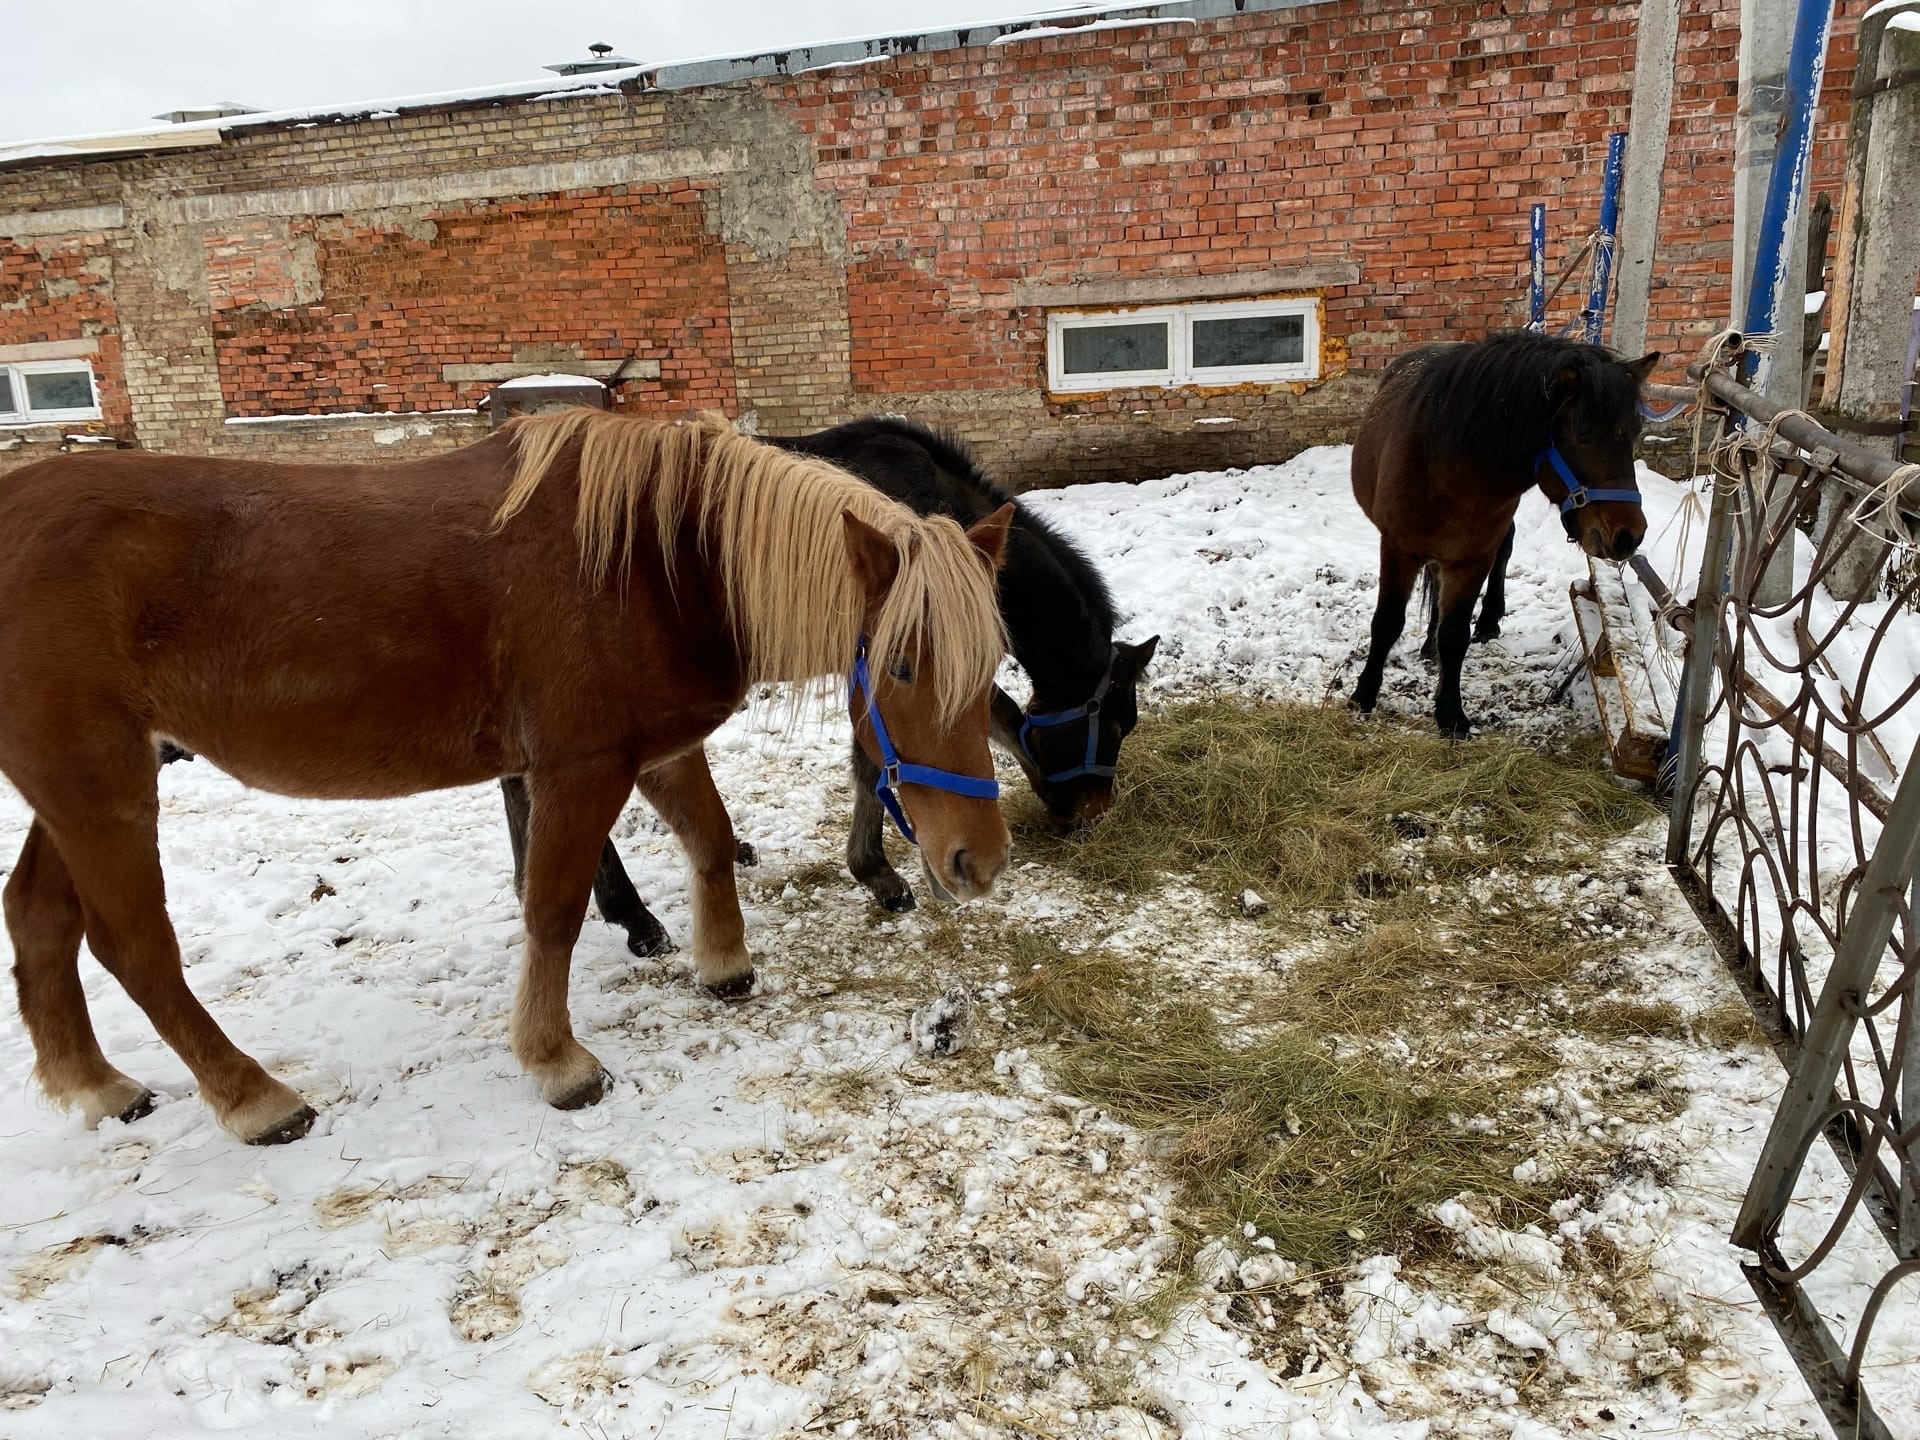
[1353,345,1463,540]
[0,439,562,798]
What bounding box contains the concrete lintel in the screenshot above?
[221,411,485,432]
[1012,263,1361,310]
[0,337,101,363]
[442,360,661,383]
[161,148,747,225]
[0,204,127,238]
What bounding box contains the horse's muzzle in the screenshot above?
[923,843,1007,903]
[1582,522,1643,561]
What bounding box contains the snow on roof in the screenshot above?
[493,373,608,389]
[0,0,1297,168]
[0,67,650,167]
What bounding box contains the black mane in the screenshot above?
[769,417,1119,707]
[839,417,1117,629]
[1393,330,1644,475]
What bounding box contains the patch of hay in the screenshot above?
[1014,700,1653,917]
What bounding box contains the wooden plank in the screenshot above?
[1625,573,1681,729]
[1589,559,1670,753]
[1572,583,1663,782]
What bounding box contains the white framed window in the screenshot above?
[0,360,101,425]
[1046,296,1320,393]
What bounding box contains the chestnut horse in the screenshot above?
[0,411,1011,1144]
[1350,331,1656,736]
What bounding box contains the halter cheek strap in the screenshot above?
[849,638,1000,846]
[1536,444,1642,514]
[1018,645,1120,784]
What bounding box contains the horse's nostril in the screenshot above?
[1613,530,1641,559]
[949,848,971,886]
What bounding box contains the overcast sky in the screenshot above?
[0,0,1115,145]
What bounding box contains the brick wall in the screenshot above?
[0,0,1872,486]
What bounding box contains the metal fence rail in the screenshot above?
[1663,348,1920,1439]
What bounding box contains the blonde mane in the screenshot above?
[494,409,1006,726]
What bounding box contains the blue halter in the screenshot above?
[1018,645,1119,784]
[849,638,1000,846]
[1536,444,1642,514]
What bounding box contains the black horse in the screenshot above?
[1349,331,1655,736]
[502,417,1157,952]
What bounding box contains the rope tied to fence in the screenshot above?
[1847,459,1920,554]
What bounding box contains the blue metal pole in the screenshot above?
[1582,132,1628,346]
[1740,0,1835,391]
[1529,203,1547,333]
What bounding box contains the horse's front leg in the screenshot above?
[634,749,755,998]
[1474,522,1517,643]
[505,776,674,958]
[512,764,636,1108]
[1353,540,1421,714]
[846,740,916,912]
[1433,552,1500,737]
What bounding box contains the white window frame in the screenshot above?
[0,359,102,425]
[1046,296,1321,393]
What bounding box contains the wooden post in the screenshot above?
[1613,0,1681,362]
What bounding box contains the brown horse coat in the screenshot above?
[0,413,1010,1144]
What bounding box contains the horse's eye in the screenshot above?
[887,658,915,683]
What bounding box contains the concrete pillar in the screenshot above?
[1823,6,1920,601]
[1735,0,1831,606]
[1612,0,1681,363]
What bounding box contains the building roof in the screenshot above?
[0,0,1303,171]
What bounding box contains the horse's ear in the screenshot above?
[841,510,901,602]
[1117,635,1160,680]
[1627,351,1661,381]
[965,502,1015,572]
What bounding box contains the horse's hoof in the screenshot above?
[1437,716,1475,740]
[1473,624,1501,644]
[246,1104,318,1147]
[705,971,757,1002]
[877,889,917,914]
[625,926,676,959]
[550,1070,610,1111]
[734,840,758,867]
[117,1089,157,1125]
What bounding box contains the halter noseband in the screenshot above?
[1535,444,1641,514]
[1018,645,1120,784]
[849,637,1000,845]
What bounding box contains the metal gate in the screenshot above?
[1663,345,1920,1438]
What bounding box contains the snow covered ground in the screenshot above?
[0,447,1910,1438]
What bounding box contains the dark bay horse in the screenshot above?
[1350,331,1657,736]
[501,417,1158,944]
[0,411,1011,1144]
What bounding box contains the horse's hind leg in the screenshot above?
[512,764,636,1108]
[5,820,153,1128]
[43,776,314,1144]
[1474,523,1517,643]
[1434,553,1500,737]
[633,749,754,998]
[1353,541,1421,714]
[847,741,915,912]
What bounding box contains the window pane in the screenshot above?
[0,372,14,415]
[1061,321,1169,376]
[1191,314,1305,369]
[24,369,94,412]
